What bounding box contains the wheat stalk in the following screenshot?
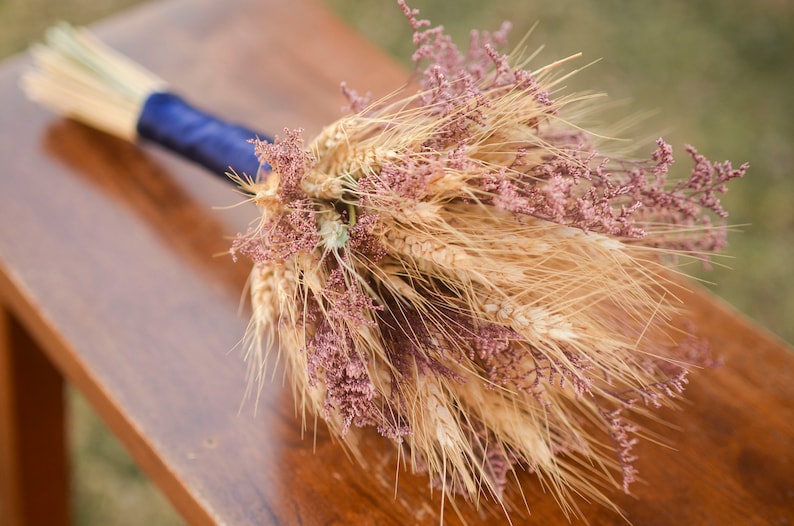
[21,23,166,141]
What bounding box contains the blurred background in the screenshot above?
[2,0,792,524]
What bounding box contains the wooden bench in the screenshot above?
[1,0,793,524]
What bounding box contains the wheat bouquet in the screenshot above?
[23,1,746,520]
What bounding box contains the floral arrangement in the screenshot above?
[23,2,746,520]
[232,2,745,515]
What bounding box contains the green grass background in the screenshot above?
[2,0,792,523]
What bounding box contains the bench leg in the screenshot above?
[0,308,70,526]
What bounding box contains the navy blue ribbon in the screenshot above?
[136,92,270,180]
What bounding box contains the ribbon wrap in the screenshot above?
[136,92,269,179]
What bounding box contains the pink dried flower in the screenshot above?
[652,137,675,175]
[598,407,640,494]
[340,81,371,113]
[347,213,387,262]
[324,268,382,330]
[306,322,377,434]
[253,128,313,200]
[231,198,318,263]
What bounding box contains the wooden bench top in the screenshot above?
[1,0,792,524]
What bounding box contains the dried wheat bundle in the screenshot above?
[23,2,747,521]
[232,3,746,517]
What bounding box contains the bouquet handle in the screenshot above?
[136,91,270,179]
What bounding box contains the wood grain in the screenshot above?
[0,0,792,524]
[0,309,69,526]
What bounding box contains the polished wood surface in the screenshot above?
[0,0,792,524]
[1,311,69,526]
